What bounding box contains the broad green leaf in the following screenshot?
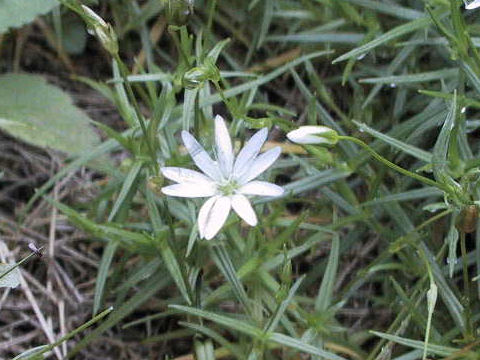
[0,263,21,288]
[61,15,87,55]
[0,0,58,33]
[0,74,106,163]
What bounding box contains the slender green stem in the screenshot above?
[460,231,470,295]
[21,307,113,360]
[207,0,217,32]
[459,230,473,338]
[338,136,451,193]
[213,80,234,117]
[0,251,37,282]
[113,54,158,172]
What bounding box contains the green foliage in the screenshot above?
[0,263,21,288]
[0,74,106,165]
[0,0,58,33]
[61,15,87,55]
[7,0,480,358]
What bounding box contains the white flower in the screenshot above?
[286,125,338,145]
[465,0,480,9]
[161,115,284,240]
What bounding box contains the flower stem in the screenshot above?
[338,135,451,194]
[113,54,158,172]
[25,307,113,359]
[460,230,474,339]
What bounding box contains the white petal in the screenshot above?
[203,196,232,240]
[198,196,219,239]
[233,127,268,179]
[466,0,480,9]
[239,181,284,197]
[160,167,214,185]
[161,183,217,198]
[214,115,234,177]
[181,131,222,181]
[286,126,335,145]
[238,146,281,184]
[231,194,257,226]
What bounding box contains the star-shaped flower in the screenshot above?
[161,115,284,240]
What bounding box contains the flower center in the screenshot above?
[218,180,239,196]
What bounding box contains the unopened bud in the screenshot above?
[182,58,220,89]
[287,125,339,146]
[465,0,480,10]
[166,0,194,26]
[82,5,118,55]
[182,67,206,89]
[427,282,438,309]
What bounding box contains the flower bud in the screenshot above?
[182,67,206,89]
[465,0,480,10]
[182,58,220,89]
[427,282,438,310]
[166,0,194,26]
[287,125,338,145]
[82,5,119,55]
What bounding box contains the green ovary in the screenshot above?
[218,180,239,196]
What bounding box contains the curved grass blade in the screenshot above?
[370,331,457,357]
[93,241,118,315]
[333,17,431,63]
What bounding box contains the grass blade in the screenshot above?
[93,241,119,315]
[333,17,431,63]
[315,233,339,312]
